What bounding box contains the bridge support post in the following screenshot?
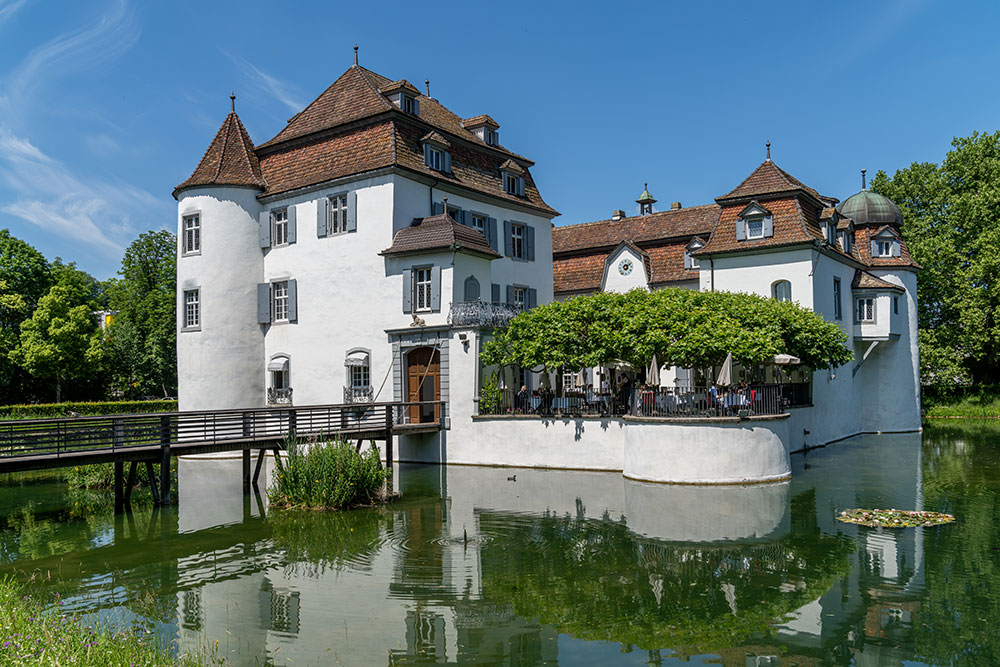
[124,461,137,504]
[242,449,251,494]
[113,461,124,513]
[145,462,160,505]
[159,446,172,506]
[385,407,393,472]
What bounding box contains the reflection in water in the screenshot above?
[0,426,995,665]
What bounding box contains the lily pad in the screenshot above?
[836,508,955,528]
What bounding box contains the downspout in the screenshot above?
[428,178,440,216]
[710,258,715,292]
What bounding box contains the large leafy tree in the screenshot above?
[872,130,1000,386]
[105,230,177,398]
[481,288,853,372]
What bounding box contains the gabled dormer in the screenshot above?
[421,131,452,173]
[500,159,525,197]
[838,217,855,255]
[736,201,773,241]
[870,226,902,259]
[685,236,706,269]
[462,114,500,147]
[819,208,839,246]
[380,79,421,115]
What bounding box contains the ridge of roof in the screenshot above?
[716,159,823,203]
[174,111,265,198]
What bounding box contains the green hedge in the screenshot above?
[0,399,177,420]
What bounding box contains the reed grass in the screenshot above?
[267,437,390,510]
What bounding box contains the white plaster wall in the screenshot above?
[177,186,264,411]
[601,245,649,293]
[624,478,790,542]
[622,416,791,484]
[705,248,815,308]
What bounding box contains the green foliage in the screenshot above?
[479,374,501,414]
[0,229,51,317]
[9,284,104,402]
[481,288,852,372]
[872,130,1000,386]
[0,399,176,419]
[270,505,390,576]
[105,230,177,399]
[268,438,390,510]
[65,458,177,492]
[0,576,216,665]
[922,384,1000,418]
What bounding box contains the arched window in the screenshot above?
[345,348,372,402]
[267,355,291,404]
[772,280,792,302]
[464,276,481,302]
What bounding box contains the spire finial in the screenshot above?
[425,79,430,97]
[861,169,867,190]
[353,43,358,66]
[230,92,235,113]
[766,140,771,161]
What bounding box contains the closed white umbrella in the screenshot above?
[772,353,801,365]
[502,365,515,390]
[716,352,733,387]
[539,370,552,390]
[647,354,660,386]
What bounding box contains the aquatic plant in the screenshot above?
[267,437,390,510]
[836,508,955,528]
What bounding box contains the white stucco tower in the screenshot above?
[173,106,266,411]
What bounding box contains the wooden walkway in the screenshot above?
[0,400,443,508]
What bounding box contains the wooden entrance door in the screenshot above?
[406,347,440,423]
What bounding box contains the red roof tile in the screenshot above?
[174,112,265,197]
[852,269,904,291]
[717,159,823,203]
[381,213,500,258]
[463,114,499,129]
[552,205,719,254]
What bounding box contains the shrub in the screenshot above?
[0,399,176,420]
[65,458,178,491]
[479,374,501,415]
[268,437,390,510]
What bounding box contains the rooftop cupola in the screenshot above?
[462,114,500,147]
[836,169,904,227]
[636,183,656,215]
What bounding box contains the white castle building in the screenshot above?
[174,62,921,483]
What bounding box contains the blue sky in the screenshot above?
[0,0,994,279]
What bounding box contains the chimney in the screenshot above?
[671,202,682,210]
[612,209,626,221]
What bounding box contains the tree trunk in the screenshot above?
[55,376,61,403]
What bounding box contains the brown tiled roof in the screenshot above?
[837,215,853,231]
[716,159,823,203]
[499,159,524,174]
[552,205,719,254]
[552,253,606,294]
[174,112,265,198]
[380,79,421,96]
[380,213,500,258]
[463,114,499,129]
[552,238,699,294]
[696,197,817,255]
[258,122,394,197]
[647,242,699,284]
[820,206,836,219]
[855,226,922,269]
[421,131,450,147]
[852,269,905,291]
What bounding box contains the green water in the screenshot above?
[0,423,996,665]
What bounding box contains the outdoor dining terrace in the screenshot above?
[480,383,811,419]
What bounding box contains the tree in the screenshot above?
[872,130,1000,386]
[0,229,51,318]
[105,230,177,398]
[481,288,853,373]
[10,284,103,402]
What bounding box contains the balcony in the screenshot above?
[448,301,521,328]
[267,387,293,405]
[344,386,374,403]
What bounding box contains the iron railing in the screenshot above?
[267,387,293,405]
[448,301,521,328]
[344,386,374,403]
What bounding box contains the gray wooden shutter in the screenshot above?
[257,283,271,323]
[443,151,452,173]
[457,210,467,225]
[487,217,498,251]
[430,265,441,311]
[506,284,514,305]
[503,220,512,257]
[433,201,444,216]
[518,177,525,197]
[527,288,537,309]
[525,224,535,261]
[871,240,878,257]
[286,205,297,244]
[259,212,271,248]
[492,283,501,303]
[762,216,774,238]
[402,270,412,313]
[316,199,328,238]
[347,192,357,232]
[735,219,747,241]
[287,279,298,322]
[684,251,693,269]
[891,239,901,257]
[424,144,432,167]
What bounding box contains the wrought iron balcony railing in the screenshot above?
[267,387,293,405]
[447,301,521,328]
[344,386,374,403]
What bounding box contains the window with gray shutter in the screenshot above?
[506,284,514,305]
[257,283,271,323]
[402,270,412,313]
[443,151,452,173]
[346,192,357,232]
[259,212,271,248]
[432,201,444,216]
[287,279,298,322]
[525,224,535,261]
[735,219,747,241]
[762,215,774,238]
[492,283,501,303]
[503,220,512,257]
[891,239,901,257]
[316,199,327,238]
[430,265,441,311]
[487,217,498,251]
[527,288,537,309]
[286,206,297,244]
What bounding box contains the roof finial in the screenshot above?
[425,79,430,97]
[861,169,867,190]
[230,92,235,113]
[354,43,358,66]
[766,140,771,161]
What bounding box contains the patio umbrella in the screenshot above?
[647,354,660,386]
[772,354,801,365]
[716,352,733,387]
[502,365,515,390]
[539,370,552,390]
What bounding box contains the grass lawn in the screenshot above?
[923,386,1000,418]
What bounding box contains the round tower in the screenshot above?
[173,102,266,411]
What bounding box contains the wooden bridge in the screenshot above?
[0,401,443,510]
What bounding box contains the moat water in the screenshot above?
[0,422,996,665]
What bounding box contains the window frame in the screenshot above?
[182,213,201,256]
[272,208,289,247]
[350,363,370,390]
[402,95,418,115]
[745,216,765,240]
[183,288,201,331]
[510,223,525,260]
[893,295,899,315]
[503,172,524,196]
[486,129,499,146]
[273,281,290,322]
[833,277,842,320]
[772,280,792,303]
[856,296,876,323]
[840,231,852,254]
[512,285,527,311]
[426,146,444,172]
[470,213,486,234]
[414,267,433,313]
[327,194,349,235]
[875,239,893,257]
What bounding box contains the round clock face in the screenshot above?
[618,258,634,276]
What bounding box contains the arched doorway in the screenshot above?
[406,346,440,423]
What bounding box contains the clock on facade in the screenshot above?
[618,258,634,276]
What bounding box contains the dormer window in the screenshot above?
[736,201,773,241]
[426,146,444,170]
[485,129,499,146]
[402,95,418,115]
[381,79,422,116]
[421,132,451,173]
[500,159,525,197]
[875,240,892,256]
[684,237,705,270]
[871,230,901,258]
[840,230,853,254]
[462,114,500,147]
[823,221,836,245]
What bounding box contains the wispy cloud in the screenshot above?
[0,125,160,254]
[0,0,30,26]
[221,49,305,113]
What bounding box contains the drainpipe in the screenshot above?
[428,178,440,216]
[709,259,715,292]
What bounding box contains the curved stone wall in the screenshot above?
[622,415,791,485]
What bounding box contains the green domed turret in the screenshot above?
[836,170,903,226]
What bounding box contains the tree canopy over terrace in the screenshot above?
[481,288,853,372]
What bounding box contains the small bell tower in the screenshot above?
[636,183,656,216]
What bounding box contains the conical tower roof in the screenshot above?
[636,183,657,205]
[174,109,266,198]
